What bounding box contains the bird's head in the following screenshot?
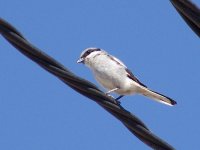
[77,47,103,65]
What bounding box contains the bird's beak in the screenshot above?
[77,58,84,63]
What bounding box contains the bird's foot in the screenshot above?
[105,94,121,105]
[115,99,121,105]
[114,95,124,105]
[115,95,124,101]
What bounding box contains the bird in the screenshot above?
[77,47,177,106]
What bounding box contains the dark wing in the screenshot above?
[109,54,147,88]
[126,68,147,88]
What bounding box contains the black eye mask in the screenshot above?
[81,48,101,59]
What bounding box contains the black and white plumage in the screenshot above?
[77,48,177,106]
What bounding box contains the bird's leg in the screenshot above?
[105,88,123,105]
[115,95,124,100]
[105,88,119,95]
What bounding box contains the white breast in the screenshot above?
[87,54,139,95]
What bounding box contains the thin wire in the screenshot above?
[170,0,200,37]
[0,18,175,150]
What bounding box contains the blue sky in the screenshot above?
[1,0,200,149]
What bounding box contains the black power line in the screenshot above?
[1,1,197,149]
[0,18,177,150]
[170,0,200,37]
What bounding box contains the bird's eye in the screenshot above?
[86,50,93,55]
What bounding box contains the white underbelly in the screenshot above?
[95,73,116,90]
[95,72,139,95]
[89,57,140,95]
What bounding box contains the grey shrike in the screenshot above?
[77,47,177,106]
